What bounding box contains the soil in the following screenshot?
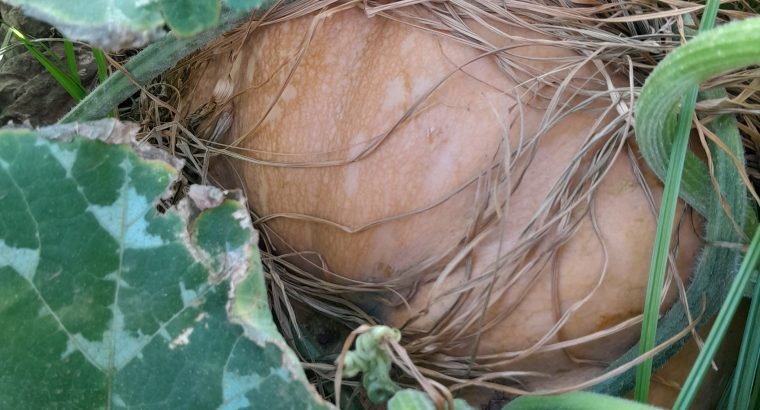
[0,5,97,126]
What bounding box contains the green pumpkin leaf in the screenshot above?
[159,0,220,37]
[224,0,267,12]
[0,120,332,410]
[3,0,166,50]
[4,0,273,50]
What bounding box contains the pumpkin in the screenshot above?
[180,4,703,393]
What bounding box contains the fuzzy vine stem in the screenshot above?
[59,10,250,123]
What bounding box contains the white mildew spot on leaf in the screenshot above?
[124,213,168,249]
[270,366,290,381]
[60,338,77,361]
[68,335,109,369]
[43,141,78,176]
[0,240,39,281]
[231,209,249,229]
[112,394,127,408]
[72,305,151,370]
[0,158,8,169]
[105,271,131,288]
[179,281,199,307]
[88,205,128,240]
[168,327,194,349]
[158,326,171,341]
[220,396,251,410]
[222,371,263,410]
[88,184,164,249]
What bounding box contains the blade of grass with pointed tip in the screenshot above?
[92,47,107,83]
[633,85,698,402]
[63,39,82,87]
[633,0,721,402]
[9,27,85,101]
[91,47,112,117]
[33,35,72,79]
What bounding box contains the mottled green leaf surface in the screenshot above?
[158,0,220,37]
[2,0,165,50]
[0,120,331,409]
[3,0,270,50]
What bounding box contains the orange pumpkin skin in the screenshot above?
[184,7,702,379]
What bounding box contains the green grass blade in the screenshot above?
[61,9,250,123]
[63,39,82,87]
[34,35,69,76]
[9,27,85,101]
[91,47,112,117]
[727,272,760,408]
[750,362,760,409]
[716,376,732,410]
[92,48,108,84]
[1,21,13,63]
[673,227,760,409]
[633,0,721,402]
[696,0,721,32]
[633,85,698,403]
[1,25,12,58]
